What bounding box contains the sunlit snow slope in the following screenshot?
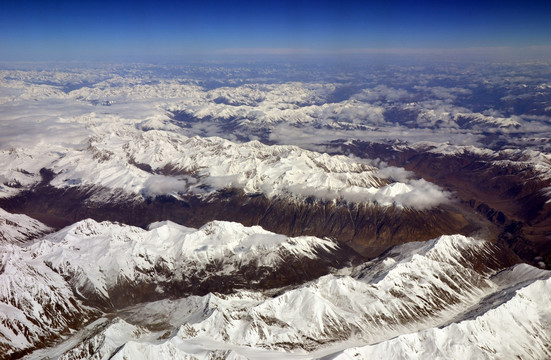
[0,127,451,210]
[51,240,547,360]
[2,63,551,360]
[0,218,356,358]
[6,220,545,360]
[0,208,51,244]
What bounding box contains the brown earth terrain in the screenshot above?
[0,168,478,260]
[332,141,551,268]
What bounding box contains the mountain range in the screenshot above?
[1,61,551,359]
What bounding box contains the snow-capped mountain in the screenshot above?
[32,219,356,308]
[0,218,358,358]
[19,230,550,360]
[329,264,551,360]
[2,62,551,360]
[51,130,388,202]
[0,125,453,210]
[3,63,545,263]
[0,208,51,244]
[0,123,465,260]
[0,243,94,358]
[334,138,551,267]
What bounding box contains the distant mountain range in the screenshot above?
[1,61,550,359]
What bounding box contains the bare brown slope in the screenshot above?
[333,140,551,268]
[0,169,474,259]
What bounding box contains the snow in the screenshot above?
[0,68,453,209]
[52,130,386,200]
[6,216,550,359]
[2,217,344,356]
[454,112,522,128]
[0,243,90,356]
[29,219,341,302]
[421,142,551,183]
[2,65,551,359]
[328,268,551,360]
[0,208,52,244]
[0,127,451,209]
[410,141,551,203]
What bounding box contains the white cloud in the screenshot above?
[352,85,411,103]
[2,62,549,208]
[142,175,194,197]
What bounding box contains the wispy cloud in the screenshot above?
[2,62,551,207]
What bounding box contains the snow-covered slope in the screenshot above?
[0,69,451,210]
[116,235,510,352]
[48,130,386,200]
[24,234,548,360]
[1,218,353,357]
[29,219,353,307]
[0,244,93,357]
[329,264,551,360]
[3,64,551,360]
[0,208,51,244]
[0,126,451,210]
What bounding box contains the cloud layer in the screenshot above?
[2,61,551,208]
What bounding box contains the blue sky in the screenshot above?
[1,0,550,61]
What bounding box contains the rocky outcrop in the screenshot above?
[0,181,473,259]
[334,140,551,268]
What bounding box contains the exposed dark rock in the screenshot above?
[0,180,472,260]
[329,140,551,269]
